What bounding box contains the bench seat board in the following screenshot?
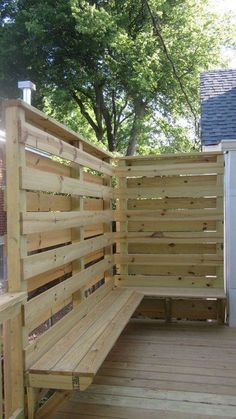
[29,288,143,384]
[119,287,226,299]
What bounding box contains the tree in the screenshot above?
[0,0,230,154]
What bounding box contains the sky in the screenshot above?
[212,0,236,14]
[211,0,236,67]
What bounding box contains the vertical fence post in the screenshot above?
[222,140,236,326]
[4,104,26,416]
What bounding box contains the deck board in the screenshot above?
[50,321,236,418]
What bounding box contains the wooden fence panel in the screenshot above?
[4,100,115,417]
[114,153,224,295]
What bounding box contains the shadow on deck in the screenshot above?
[51,320,236,419]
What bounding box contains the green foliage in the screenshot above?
[0,0,232,154]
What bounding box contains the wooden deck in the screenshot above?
[51,320,236,419]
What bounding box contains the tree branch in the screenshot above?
[143,0,199,139]
[71,90,102,139]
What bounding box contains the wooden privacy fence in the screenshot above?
[4,100,116,418]
[2,100,226,417]
[114,153,225,320]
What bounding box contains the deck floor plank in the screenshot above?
[50,321,236,418]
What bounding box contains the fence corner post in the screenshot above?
[222,140,236,326]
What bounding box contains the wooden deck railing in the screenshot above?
[0,292,26,418]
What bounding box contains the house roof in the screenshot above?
[200,69,236,145]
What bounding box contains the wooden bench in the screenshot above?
[119,286,226,299]
[27,287,143,392]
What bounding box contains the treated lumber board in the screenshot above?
[23,235,114,279]
[52,403,226,419]
[127,243,217,255]
[128,220,217,232]
[24,257,115,331]
[30,289,133,373]
[27,192,102,212]
[30,289,123,372]
[9,408,25,419]
[116,332,236,348]
[5,104,26,418]
[127,264,218,276]
[83,171,104,185]
[99,363,236,385]
[109,231,223,243]
[130,176,221,190]
[52,290,135,374]
[127,197,217,210]
[22,121,113,175]
[114,161,224,177]
[71,390,236,417]
[27,192,71,212]
[85,249,104,265]
[27,229,72,252]
[127,174,217,188]
[84,198,103,211]
[5,106,25,292]
[3,315,25,417]
[116,286,225,298]
[6,99,112,159]
[115,208,223,222]
[115,151,222,162]
[115,185,223,199]
[35,391,70,419]
[171,299,219,320]
[115,275,222,288]
[84,224,104,238]
[26,151,71,177]
[115,254,223,266]
[83,384,236,407]
[77,292,143,376]
[0,292,26,323]
[95,373,236,397]
[27,151,104,185]
[23,210,113,234]
[25,280,114,369]
[27,264,72,293]
[28,373,92,391]
[22,167,113,199]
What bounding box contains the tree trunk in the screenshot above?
[126,99,146,156]
[100,90,116,152]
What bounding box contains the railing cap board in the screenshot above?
[0,292,27,323]
[3,99,112,160]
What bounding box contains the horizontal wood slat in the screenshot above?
[114,162,224,177]
[109,231,223,243]
[24,257,115,331]
[127,197,217,210]
[24,280,115,369]
[22,122,113,175]
[27,229,72,252]
[23,210,113,234]
[21,167,113,199]
[115,274,222,288]
[23,236,114,280]
[115,209,223,222]
[115,185,223,199]
[115,254,223,266]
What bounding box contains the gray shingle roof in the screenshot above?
[200,69,236,145]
